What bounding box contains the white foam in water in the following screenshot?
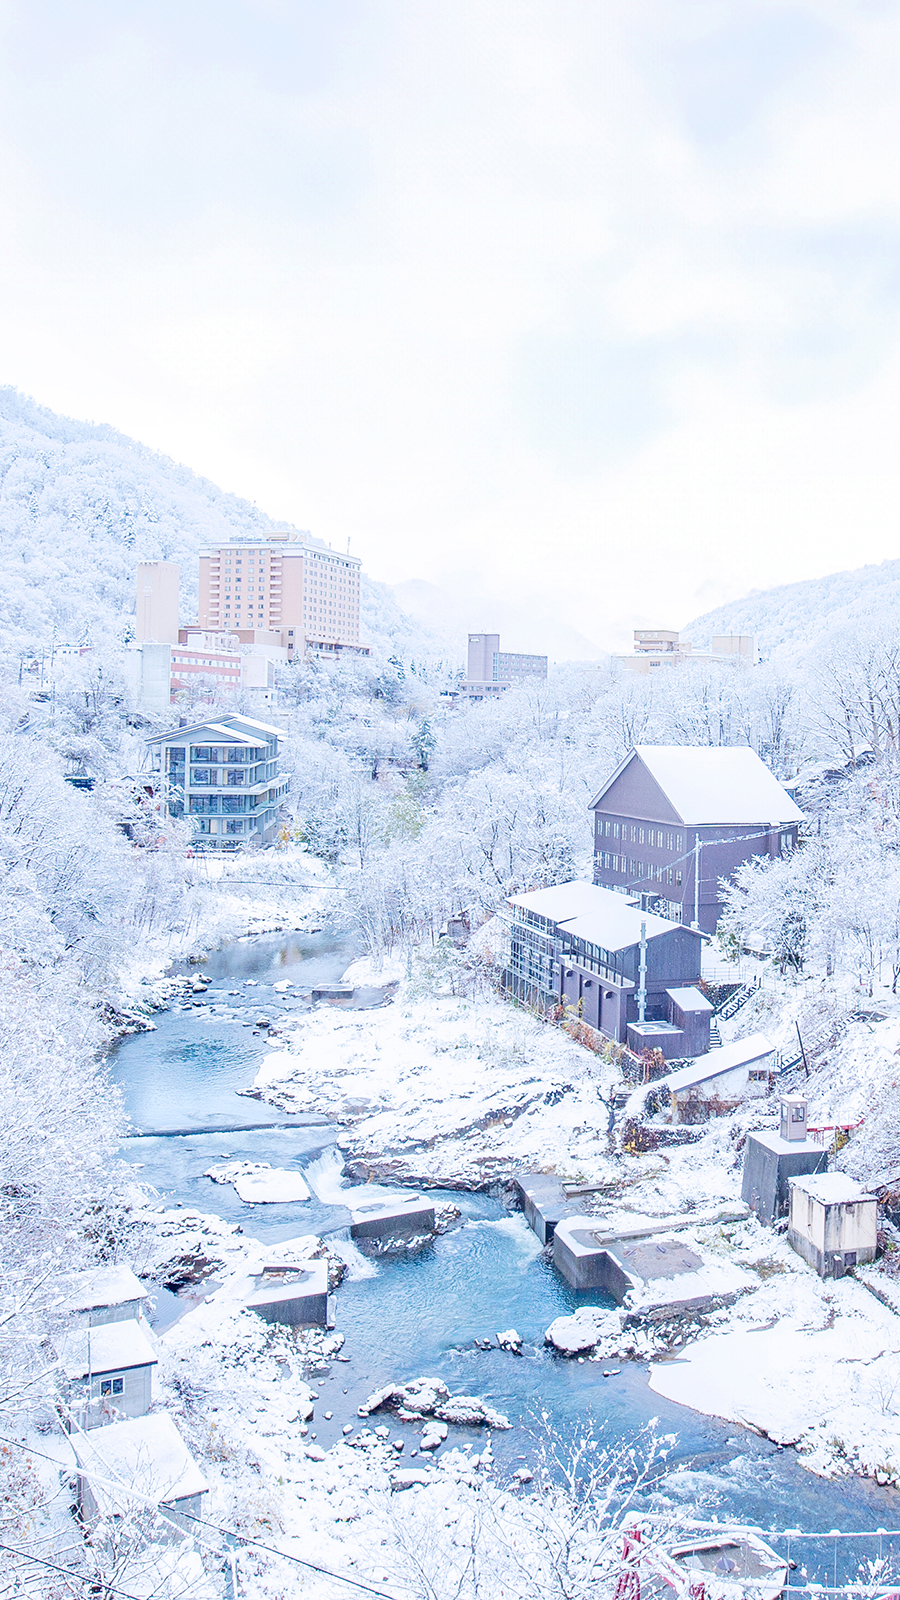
[464,1215,544,1259]
[330,1234,379,1281]
[304,1145,410,1209]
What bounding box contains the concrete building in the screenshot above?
[590,745,803,932]
[145,711,288,849]
[788,1172,877,1278]
[742,1098,828,1225]
[73,1413,207,1526]
[504,879,705,1047]
[615,630,757,674]
[462,632,548,700]
[197,531,365,660]
[135,561,180,644]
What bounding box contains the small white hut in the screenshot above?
[788,1172,877,1278]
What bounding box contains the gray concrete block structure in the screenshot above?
[513,1173,583,1245]
[741,1130,827,1225]
[350,1195,436,1243]
[245,1261,329,1327]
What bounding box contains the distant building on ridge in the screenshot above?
[615,629,757,674]
[462,632,548,701]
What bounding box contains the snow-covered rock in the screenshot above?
[204,1161,310,1204]
[545,1306,623,1354]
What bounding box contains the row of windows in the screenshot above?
[598,853,683,887]
[598,818,684,851]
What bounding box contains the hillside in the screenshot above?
[684,557,900,661]
[0,387,445,667]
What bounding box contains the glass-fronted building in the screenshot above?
[146,712,288,850]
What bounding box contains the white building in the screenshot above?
[788,1172,877,1278]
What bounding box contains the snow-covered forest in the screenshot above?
[9,389,900,1592]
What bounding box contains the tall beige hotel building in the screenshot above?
[197,531,363,659]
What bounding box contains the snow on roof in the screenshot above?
[73,1414,207,1512]
[66,1265,148,1314]
[226,714,285,737]
[61,1320,158,1381]
[592,745,804,826]
[666,986,714,1012]
[509,880,693,951]
[660,1034,774,1092]
[790,1173,874,1206]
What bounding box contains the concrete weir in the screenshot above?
[350,1195,435,1242]
[552,1209,751,1316]
[513,1173,584,1245]
[245,1260,329,1327]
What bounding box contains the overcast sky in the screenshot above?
[2,1,899,651]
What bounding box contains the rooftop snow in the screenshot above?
[592,745,804,826]
[61,1319,158,1380]
[72,1413,207,1511]
[660,1033,774,1092]
[666,986,714,1012]
[66,1265,148,1313]
[510,880,691,951]
[790,1173,874,1206]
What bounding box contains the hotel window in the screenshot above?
[638,827,645,845]
[612,822,620,839]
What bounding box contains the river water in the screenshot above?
[110,931,900,1584]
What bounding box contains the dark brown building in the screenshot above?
[504,880,708,1055]
[590,746,803,934]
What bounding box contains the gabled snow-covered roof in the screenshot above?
[73,1414,207,1512]
[590,746,804,826]
[509,880,696,951]
[660,1033,774,1092]
[66,1265,148,1315]
[61,1319,158,1380]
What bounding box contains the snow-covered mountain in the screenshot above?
[684,557,900,661]
[0,387,446,666]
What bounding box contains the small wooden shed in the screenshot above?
[788,1172,877,1278]
[66,1265,150,1327]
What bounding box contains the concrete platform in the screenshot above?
[311,983,355,1000]
[513,1173,584,1245]
[244,1260,329,1327]
[350,1195,435,1242]
[552,1215,752,1316]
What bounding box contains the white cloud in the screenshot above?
[0,0,898,650]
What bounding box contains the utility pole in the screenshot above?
[693,836,701,928]
[638,919,647,1022]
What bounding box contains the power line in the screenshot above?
[0,1429,412,1600]
[0,1538,150,1600]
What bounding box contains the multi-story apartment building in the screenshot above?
[462,632,548,700]
[590,744,803,933]
[197,532,363,660]
[145,712,288,849]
